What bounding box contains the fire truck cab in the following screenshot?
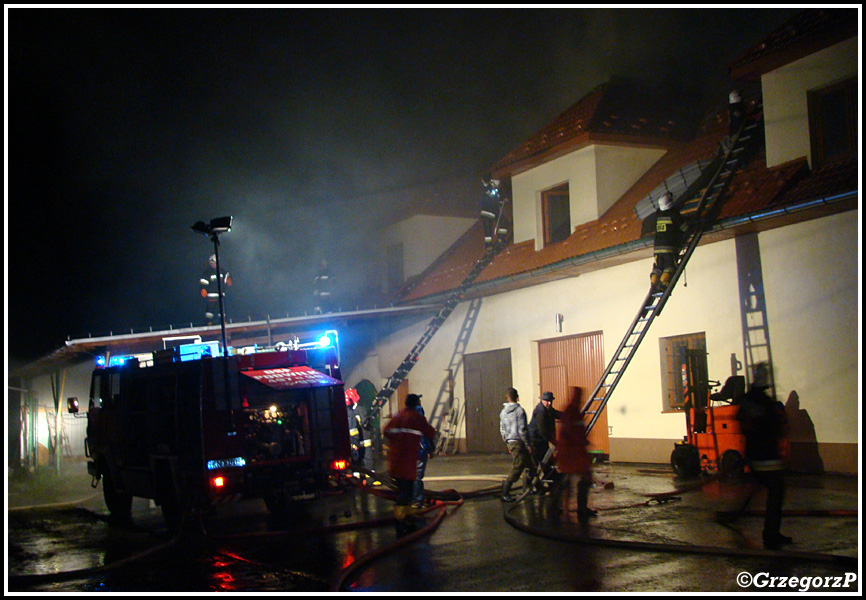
[71,340,351,528]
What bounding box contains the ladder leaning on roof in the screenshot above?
[579,108,765,437]
[364,181,510,428]
[528,109,766,490]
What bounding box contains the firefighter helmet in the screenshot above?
[345,387,360,406]
[658,192,674,211]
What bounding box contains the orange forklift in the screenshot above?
[670,348,747,479]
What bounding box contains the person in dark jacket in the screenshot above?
[499,387,533,502]
[736,362,792,550]
[383,393,436,535]
[649,192,686,293]
[529,391,562,486]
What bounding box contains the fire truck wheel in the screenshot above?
[670,444,701,479]
[720,449,745,480]
[101,461,132,519]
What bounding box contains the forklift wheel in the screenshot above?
[719,449,745,480]
[671,444,701,479]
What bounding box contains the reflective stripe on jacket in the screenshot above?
[384,408,436,480]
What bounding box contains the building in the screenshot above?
[10,9,858,475]
[347,8,858,473]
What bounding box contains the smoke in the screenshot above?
[8,8,801,362]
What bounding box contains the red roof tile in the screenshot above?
[729,8,858,80]
[401,98,857,304]
[490,79,701,177]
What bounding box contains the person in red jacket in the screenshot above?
[556,386,596,524]
[383,393,436,535]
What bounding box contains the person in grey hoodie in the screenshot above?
[499,387,533,502]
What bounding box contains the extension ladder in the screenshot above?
[365,183,510,425]
[580,112,764,435]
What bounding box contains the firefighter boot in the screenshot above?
[660,270,673,289]
[577,479,597,525]
[394,505,410,537]
[501,480,516,502]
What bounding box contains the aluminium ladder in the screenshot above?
[528,111,765,491]
[579,112,764,436]
[364,184,510,426]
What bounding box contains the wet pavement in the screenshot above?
[6,455,861,593]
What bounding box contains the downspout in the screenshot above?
[410,191,857,306]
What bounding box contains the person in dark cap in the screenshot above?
[383,393,436,535]
[528,391,563,488]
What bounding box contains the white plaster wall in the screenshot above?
[512,144,666,250]
[356,210,859,456]
[22,360,95,457]
[595,144,666,216]
[380,214,476,282]
[512,147,597,249]
[762,37,858,168]
[757,211,859,443]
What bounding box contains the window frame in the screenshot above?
[541,182,571,246]
[808,76,857,168]
[659,332,707,413]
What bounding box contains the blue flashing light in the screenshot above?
[107,355,134,367]
[178,341,222,362]
[95,356,106,368]
[318,329,338,349]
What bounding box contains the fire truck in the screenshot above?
[68,339,351,528]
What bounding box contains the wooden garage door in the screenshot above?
[464,348,513,453]
[538,331,608,455]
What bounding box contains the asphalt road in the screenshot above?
[6,456,860,593]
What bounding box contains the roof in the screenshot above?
[490,79,702,178]
[400,88,857,305]
[10,304,438,379]
[728,8,859,80]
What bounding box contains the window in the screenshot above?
[659,332,707,412]
[808,77,857,168]
[542,183,571,245]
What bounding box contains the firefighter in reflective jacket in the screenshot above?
[383,394,436,535]
[345,388,372,475]
[650,192,686,293]
[200,254,232,325]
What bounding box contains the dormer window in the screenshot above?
[542,182,571,245]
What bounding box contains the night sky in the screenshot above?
[6,7,800,366]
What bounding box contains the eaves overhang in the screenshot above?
[403,190,857,307]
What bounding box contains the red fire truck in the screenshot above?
[68,340,351,528]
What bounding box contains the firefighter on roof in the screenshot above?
[313,259,333,314]
[481,176,510,247]
[200,254,232,325]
